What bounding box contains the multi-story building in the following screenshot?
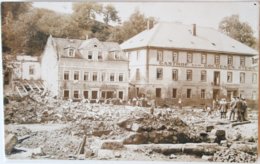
[41,36,129,101]
[121,22,258,105]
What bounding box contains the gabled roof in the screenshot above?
[120,22,258,56]
[50,37,122,59]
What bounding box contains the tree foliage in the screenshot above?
[219,14,256,48]
[108,9,156,43]
[2,2,156,55]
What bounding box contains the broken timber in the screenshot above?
[125,143,225,156]
[231,121,251,127]
[76,135,86,155]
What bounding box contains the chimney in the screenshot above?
[192,24,196,36]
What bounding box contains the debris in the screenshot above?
[76,135,86,155]
[202,155,213,161]
[5,133,18,155]
[101,140,124,150]
[169,154,177,159]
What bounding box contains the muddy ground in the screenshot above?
[4,93,258,162]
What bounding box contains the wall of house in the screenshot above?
[40,36,59,96]
[128,47,258,103]
[20,61,41,80]
[58,58,129,100]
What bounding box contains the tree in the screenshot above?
[72,2,102,30]
[2,2,32,52]
[108,9,157,43]
[102,4,120,25]
[219,15,256,48]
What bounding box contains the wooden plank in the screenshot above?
[232,121,251,127]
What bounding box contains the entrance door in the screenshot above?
[213,89,220,100]
[92,91,98,99]
[214,71,220,85]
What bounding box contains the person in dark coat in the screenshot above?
[236,97,243,122]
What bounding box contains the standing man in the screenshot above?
[178,98,182,110]
[229,97,236,120]
[241,98,248,121]
[236,97,243,122]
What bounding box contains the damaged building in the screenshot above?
[41,36,129,101]
[120,22,258,105]
[3,54,43,97]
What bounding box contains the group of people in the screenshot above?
[214,97,248,122]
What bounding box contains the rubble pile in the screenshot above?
[213,148,257,163]
[4,92,258,162]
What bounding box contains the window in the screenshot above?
[64,90,69,99]
[115,52,120,59]
[119,73,124,82]
[228,56,233,65]
[74,90,79,99]
[92,91,98,99]
[252,73,257,84]
[157,50,163,62]
[101,91,106,99]
[29,65,34,75]
[215,55,220,65]
[172,88,177,98]
[88,51,93,60]
[110,73,115,81]
[172,69,178,81]
[187,53,192,63]
[201,53,207,64]
[172,52,178,62]
[201,70,207,82]
[187,89,192,98]
[240,56,245,66]
[83,91,88,99]
[227,72,232,83]
[157,68,163,80]
[64,71,69,80]
[136,69,140,80]
[98,52,103,60]
[74,71,79,80]
[101,72,106,81]
[186,70,192,81]
[240,72,245,83]
[84,72,89,81]
[156,88,161,98]
[92,72,98,81]
[119,91,123,99]
[201,89,205,99]
[68,48,74,57]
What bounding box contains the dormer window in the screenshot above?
[88,51,93,60]
[98,51,103,60]
[115,52,120,60]
[68,48,75,57]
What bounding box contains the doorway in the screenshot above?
[213,89,220,100]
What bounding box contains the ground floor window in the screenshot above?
[201,89,205,99]
[74,90,79,99]
[187,89,191,98]
[119,91,123,99]
[83,91,88,99]
[156,88,161,98]
[64,90,69,99]
[92,91,98,99]
[172,88,177,98]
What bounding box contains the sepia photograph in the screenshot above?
[1,0,259,163]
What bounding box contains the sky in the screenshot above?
[33,1,259,37]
